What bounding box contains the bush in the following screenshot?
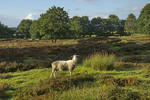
[83,53,116,71]
[105,77,140,86]
[0,83,11,98]
[98,85,141,100]
[0,73,12,79]
[114,61,139,68]
[0,61,51,73]
[13,88,37,100]
[141,65,150,78]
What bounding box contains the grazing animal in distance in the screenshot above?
[50,55,78,78]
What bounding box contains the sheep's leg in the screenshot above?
[50,69,55,78]
[70,71,72,76]
[54,71,56,77]
[50,71,54,78]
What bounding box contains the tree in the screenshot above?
[80,16,90,36]
[0,22,14,38]
[91,17,104,36]
[117,20,126,35]
[137,3,150,34]
[17,19,33,38]
[29,20,42,40]
[109,14,119,34]
[69,16,83,38]
[125,13,137,33]
[38,6,69,42]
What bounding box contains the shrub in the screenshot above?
[95,73,114,85]
[141,65,150,78]
[98,85,140,100]
[124,56,150,63]
[0,61,51,73]
[13,88,37,100]
[83,53,116,71]
[0,83,11,98]
[114,61,139,68]
[105,77,140,86]
[0,73,12,79]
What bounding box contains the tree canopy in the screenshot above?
[137,3,150,34]
[17,19,33,39]
[125,13,137,33]
[38,6,69,42]
[2,4,150,40]
[0,22,15,38]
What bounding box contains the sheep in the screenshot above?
[50,55,78,78]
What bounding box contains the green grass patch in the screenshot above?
[82,53,116,71]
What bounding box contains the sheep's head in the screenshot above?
[72,55,79,62]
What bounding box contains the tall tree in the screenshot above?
[137,3,150,34]
[91,17,104,36]
[0,22,14,38]
[125,13,137,33]
[38,6,69,42]
[69,16,82,38]
[117,20,125,35]
[29,20,42,40]
[17,19,33,39]
[80,16,90,36]
[109,14,119,33]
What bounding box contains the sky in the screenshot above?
[0,0,149,27]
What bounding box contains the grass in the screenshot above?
[1,65,150,99]
[1,34,150,99]
[82,53,115,71]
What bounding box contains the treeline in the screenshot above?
[0,3,150,40]
[16,7,127,42]
[0,22,16,38]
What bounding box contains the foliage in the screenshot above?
[91,17,104,36]
[83,53,116,71]
[69,16,83,38]
[109,14,119,33]
[114,61,139,68]
[105,77,140,86]
[29,20,42,40]
[0,83,11,98]
[37,6,69,42]
[17,19,33,39]
[0,61,51,73]
[125,13,137,33]
[13,88,37,100]
[137,3,150,34]
[0,22,15,38]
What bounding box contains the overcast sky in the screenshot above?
[0,0,149,27]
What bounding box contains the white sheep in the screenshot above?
[50,55,78,78]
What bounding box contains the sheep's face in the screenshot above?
[72,55,78,62]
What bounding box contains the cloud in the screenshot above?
[102,16,108,19]
[132,5,144,11]
[26,13,37,20]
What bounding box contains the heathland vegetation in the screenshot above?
[1,34,150,99]
[0,3,150,100]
